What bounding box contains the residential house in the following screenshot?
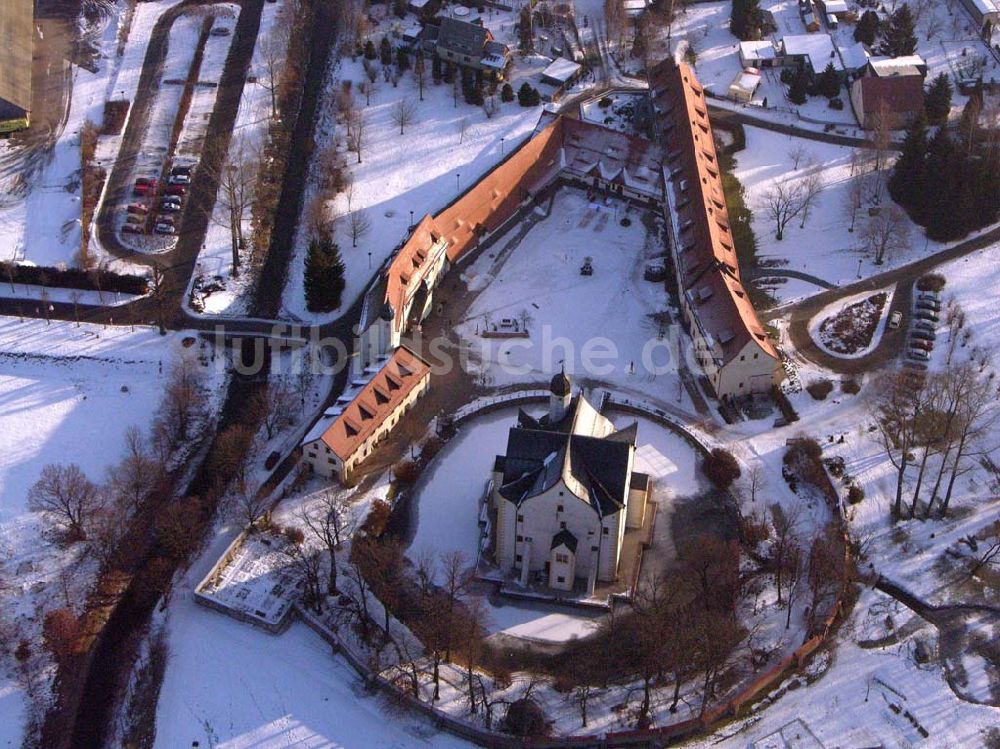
[488,374,649,592]
[650,60,781,399]
[0,0,33,133]
[850,73,924,130]
[433,17,510,79]
[781,34,846,79]
[301,347,431,483]
[738,40,779,69]
[729,69,762,103]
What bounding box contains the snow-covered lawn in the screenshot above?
[280,42,543,323]
[0,316,222,748]
[455,189,698,412]
[733,126,943,302]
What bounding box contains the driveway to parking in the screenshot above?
[769,223,1000,374]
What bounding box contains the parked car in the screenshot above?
[911,329,936,342]
[159,201,181,212]
[902,360,928,371]
[888,310,903,329]
[915,300,941,312]
[171,164,193,176]
[132,184,151,197]
[908,348,930,361]
[154,223,176,235]
[210,26,230,36]
[264,451,281,470]
[914,320,937,333]
[126,203,148,215]
[165,184,187,196]
[910,339,934,352]
[154,214,175,226]
[168,173,190,185]
[161,195,182,207]
[135,177,157,187]
[915,310,939,323]
[125,213,144,225]
[122,224,144,234]
[918,291,940,301]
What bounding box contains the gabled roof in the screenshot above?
[437,17,489,57]
[313,347,430,460]
[551,529,578,553]
[0,0,33,115]
[496,393,635,517]
[381,214,448,335]
[650,59,778,365]
[856,74,924,117]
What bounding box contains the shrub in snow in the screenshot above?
[501,698,547,738]
[841,378,861,395]
[848,485,865,504]
[806,379,834,400]
[284,527,305,544]
[517,82,540,107]
[703,448,741,489]
[360,499,391,538]
[917,273,946,293]
[500,82,514,102]
[393,459,420,485]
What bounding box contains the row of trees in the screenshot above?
[854,4,917,58]
[730,0,764,41]
[875,358,998,520]
[889,112,1000,241]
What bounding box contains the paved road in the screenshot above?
[773,223,1000,373]
[745,267,837,290]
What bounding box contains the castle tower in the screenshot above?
[549,368,572,423]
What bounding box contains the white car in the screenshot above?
[154,223,176,235]
[908,348,930,361]
[168,173,191,185]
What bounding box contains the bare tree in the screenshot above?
[348,209,372,248]
[759,180,805,240]
[458,116,470,144]
[229,481,271,529]
[28,464,102,540]
[299,490,355,595]
[746,463,764,503]
[346,107,368,163]
[206,137,259,277]
[797,170,825,228]
[391,97,417,136]
[156,355,206,446]
[69,290,82,326]
[281,529,324,614]
[844,171,864,233]
[770,502,802,604]
[875,372,928,519]
[258,25,290,120]
[106,425,158,513]
[968,521,1000,577]
[859,205,910,264]
[788,142,808,170]
[250,381,297,440]
[362,61,380,105]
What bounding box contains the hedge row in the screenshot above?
[1,264,148,296]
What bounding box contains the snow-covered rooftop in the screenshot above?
[739,40,777,61]
[782,34,844,72]
[541,57,581,84]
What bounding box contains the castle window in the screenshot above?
[557,576,566,583]
[557,504,564,513]
[560,521,567,529]
[555,553,569,564]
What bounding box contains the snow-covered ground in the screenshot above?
[455,189,699,412]
[279,16,543,324]
[0,316,223,748]
[733,126,943,303]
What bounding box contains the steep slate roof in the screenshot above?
[650,60,778,364]
[0,0,33,116]
[315,347,430,460]
[496,394,635,517]
[437,17,488,57]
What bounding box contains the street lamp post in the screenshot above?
[857,258,863,279]
[456,173,461,192]
[500,137,505,157]
[410,209,414,227]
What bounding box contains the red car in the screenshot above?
[910,339,934,352]
[126,203,148,215]
[164,184,187,196]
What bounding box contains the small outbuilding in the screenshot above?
[728,68,762,103]
[541,57,583,88]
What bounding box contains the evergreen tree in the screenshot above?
[380,37,393,66]
[517,82,540,107]
[817,63,841,99]
[432,54,442,82]
[364,39,377,61]
[922,128,963,240]
[788,68,808,105]
[854,10,879,46]
[879,4,917,57]
[396,47,411,73]
[923,73,953,126]
[730,0,763,40]
[519,6,534,52]
[304,235,346,312]
[501,82,514,102]
[889,116,928,213]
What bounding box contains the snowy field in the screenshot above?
[0,316,221,749]
[456,189,699,412]
[733,126,943,303]
[279,10,543,324]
